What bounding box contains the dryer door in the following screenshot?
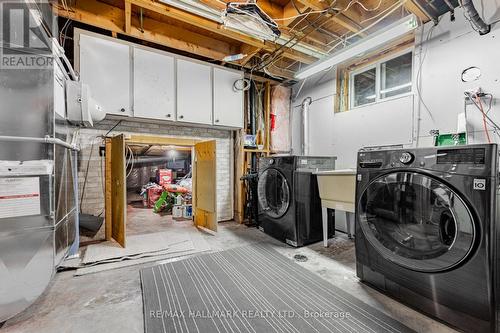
[258,168,291,218]
[358,171,476,272]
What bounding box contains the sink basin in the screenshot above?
[314,169,356,213]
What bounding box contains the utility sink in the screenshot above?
[314,169,356,213]
[314,169,357,246]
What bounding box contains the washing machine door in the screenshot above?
[358,171,476,272]
[258,168,291,218]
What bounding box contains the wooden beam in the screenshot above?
[126,135,200,146]
[292,0,366,36]
[264,66,295,80]
[239,45,261,66]
[128,0,316,64]
[200,0,283,20]
[124,0,131,33]
[295,0,329,11]
[57,1,234,60]
[404,0,431,23]
[332,14,365,35]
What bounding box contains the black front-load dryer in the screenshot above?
[257,156,335,247]
[355,144,498,333]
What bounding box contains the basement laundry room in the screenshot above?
[1,1,500,333]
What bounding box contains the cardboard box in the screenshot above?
[156,169,172,186]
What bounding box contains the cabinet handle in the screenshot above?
[120,108,126,112]
[166,114,171,118]
[179,115,184,119]
[215,119,219,123]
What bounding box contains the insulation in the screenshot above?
[270,86,291,153]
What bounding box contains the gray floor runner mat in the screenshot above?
[140,243,416,333]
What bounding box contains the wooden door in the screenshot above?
[193,140,217,233]
[105,134,126,247]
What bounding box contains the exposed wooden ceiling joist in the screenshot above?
[404,0,432,22]
[55,0,236,60]
[293,0,367,36]
[124,0,132,33]
[128,0,316,64]
[239,45,262,66]
[54,0,428,80]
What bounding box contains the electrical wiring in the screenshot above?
[126,145,135,178]
[233,78,251,91]
[359,0,404,24]
[227,0,405,79]
[327,0,406,47]
[476,94,492,143]
[413,18,438,148]
[416,21,437,125]
[257,13,332,70]
[484,93,494,114]
[465,91,500,136]
[218,0,333,26]
[344,0,383,13]
[326,0,408,53]
[272,9,332,21]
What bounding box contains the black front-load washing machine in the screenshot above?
[355,144,499,333]
[257,156,336,247]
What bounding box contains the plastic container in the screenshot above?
[172,205,183,219]
[175,194,183,206]
[183,204,193,218]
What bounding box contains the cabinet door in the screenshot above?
[79,34,131,116]
[133,48,175,121]
[176,59,212,125]
[213,68,243,128]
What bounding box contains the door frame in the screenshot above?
[105,134,217,245]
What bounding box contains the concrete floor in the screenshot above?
[3,209,458,333]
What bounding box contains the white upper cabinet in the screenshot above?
[79,34,132,116]
[176,59,212,125]
[213,68,243,128]
[133,48,175,121]
[77,31,244,128]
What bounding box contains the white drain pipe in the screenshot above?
[301,97,312,156]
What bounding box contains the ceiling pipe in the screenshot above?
[442,0,455,20]
[301,97,312,156]
[461,0,491,35]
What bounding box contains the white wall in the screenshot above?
[292,1,500,169]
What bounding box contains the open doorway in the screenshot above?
[105,135,218,247]
[125,143,193,236]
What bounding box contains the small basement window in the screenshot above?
[380,52,412,99]
[352,67,376,107]
[349,50,413,109]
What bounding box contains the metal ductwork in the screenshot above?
[461,0,491,35]
[301,97,312,156]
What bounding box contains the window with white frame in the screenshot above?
[349,50,413,108]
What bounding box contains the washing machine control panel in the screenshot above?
[437,148,486,164]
